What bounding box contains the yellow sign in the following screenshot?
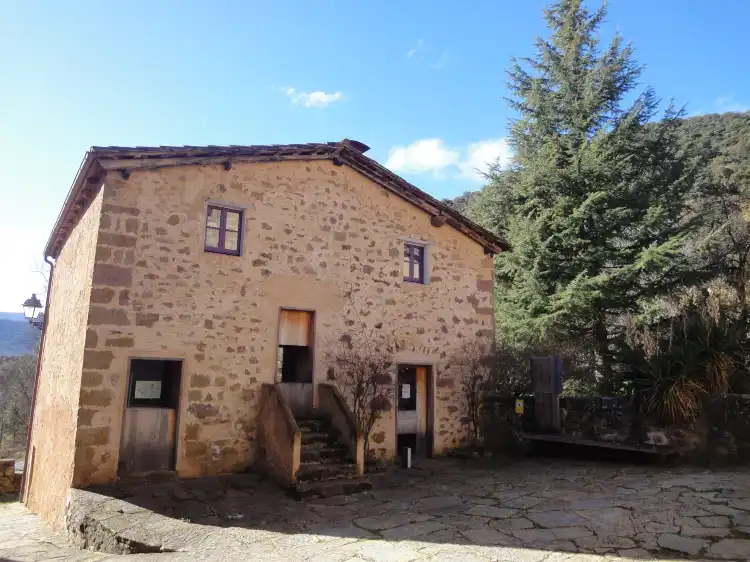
[515,399,524,414]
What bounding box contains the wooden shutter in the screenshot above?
[278,309,313,346]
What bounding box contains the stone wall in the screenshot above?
[0,459,17,495]
[25,190,103,529]
[72,159,495,487]
[483,393,750,464]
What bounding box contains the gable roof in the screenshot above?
[45,139,508,258]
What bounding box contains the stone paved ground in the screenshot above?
[5,459,750,561]
[0,499,189,561]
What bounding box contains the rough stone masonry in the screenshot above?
[25,153,497,529]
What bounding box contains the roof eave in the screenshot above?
[44,141,509,258]
[44,151,98,258]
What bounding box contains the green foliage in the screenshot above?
[443,1,750,406]
[442,190,476,216]
[0,352,36,451]
[618,289,746,424]
[467,1,707,394]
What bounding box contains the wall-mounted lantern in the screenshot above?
[22,293,44,330]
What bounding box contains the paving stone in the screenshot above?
[696,515,731,527]
[460,528,513,545]
[657,533,706,555]
[380,521,446,540]
[489,517,534,531]
[512,528,556,542]
[575,535,637,550]
[526,510,587,528]
[463,504,517,519]
[501,495,545,510]
[413,495,463,511]
[703,504,744,516]
[706,539,750,560]
[353,513,431,531]
[355,541,420,562]
[577,507,633,528]
[617,547,652,559]
[680,526,730,538]
[549,526,594,540]
[728,499,750,511]
[643,522,679,534]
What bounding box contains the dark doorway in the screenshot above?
[396,365,433,460]
[119,359,182,477]
[276,309,314,416]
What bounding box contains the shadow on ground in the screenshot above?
[73,457,750,561]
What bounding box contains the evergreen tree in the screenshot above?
[481,0,704,390]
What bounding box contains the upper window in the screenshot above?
[205,205,242,255]
[403,243,425,284]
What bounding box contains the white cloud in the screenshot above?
[715,96,748,113]
[284,88,343,108]
[385,139,460,176]
[407,38,424,59]
[459,139,513,181]
[430,51,451,70]
[386,138,513,182]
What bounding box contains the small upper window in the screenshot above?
[205,205,242,256]
[403,243,425,284]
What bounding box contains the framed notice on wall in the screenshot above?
[134,380,162,400]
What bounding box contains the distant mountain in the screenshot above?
[0,312,25,322]
[0,318,39,356]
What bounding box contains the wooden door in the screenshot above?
[397,365,433,457]
[277,309,314,417]
[120,409,176,475]
[118,359,181,477]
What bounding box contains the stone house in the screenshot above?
[21,139,506,528]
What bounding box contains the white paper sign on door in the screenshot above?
[134,380,162,400]
[401,384,411,399]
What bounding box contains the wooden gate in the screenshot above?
[530,356,562,433]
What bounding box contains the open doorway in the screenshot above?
[276,309,314,416]
[396,365,433,460]
[119,358,182,477]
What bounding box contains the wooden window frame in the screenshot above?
[403,243,426,284]
[204,205,243,256]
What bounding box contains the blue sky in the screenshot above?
[1,0,748,312]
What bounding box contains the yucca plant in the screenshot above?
[619,289,746,425]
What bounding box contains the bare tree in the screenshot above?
[324,285,395,458]
[0,353,36,454]
[454,340,495,449]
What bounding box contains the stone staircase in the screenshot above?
[294,415,372,499]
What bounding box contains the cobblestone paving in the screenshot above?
[5,459,750,561]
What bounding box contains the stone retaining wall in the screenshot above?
[483,393,750,464]
[0,459,18,495]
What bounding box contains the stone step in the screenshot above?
[296,462,358,482]
[300,445,351,464]
[300,431,340,445]
[296,418,333,433]
[294,477,372,500]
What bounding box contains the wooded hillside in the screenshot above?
[448,111,750,218]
